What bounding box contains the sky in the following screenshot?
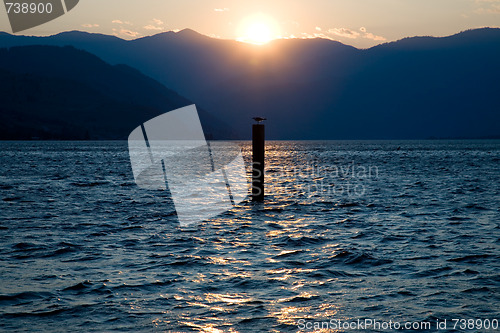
[1,0,499,48]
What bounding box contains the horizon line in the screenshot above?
[1,26,500,50]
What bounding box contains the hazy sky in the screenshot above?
[1,0,499,48]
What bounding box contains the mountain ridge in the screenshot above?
[0,28,499,139]
[0,45,234,140]
[2,27,497,50]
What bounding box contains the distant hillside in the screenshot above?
[0,45,233,140]
[0,28,499,139]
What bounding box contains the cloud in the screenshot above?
[214,8,229,12]
[325,26,386,41]
[112,20,132,25]
[475,4,500,13]
[474,0,500,14]
[290,32,337,41]
[144,25,163,31]
[143,18,165,31]
[82,23,99,28]
[328,28,360,39]
[122,29,140,37]
[364,32,386,41]
[289,26,387,43]
[112,28,140,38]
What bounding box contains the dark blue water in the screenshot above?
[0,141,499,332]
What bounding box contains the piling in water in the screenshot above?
[252,123,265,201]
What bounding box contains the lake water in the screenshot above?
[0,141,499,332]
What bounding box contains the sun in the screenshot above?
[237,14,280,45]
[246,22,273,44]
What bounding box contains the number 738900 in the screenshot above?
[5,2,53,14]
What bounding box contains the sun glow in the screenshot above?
[237,13,280,45]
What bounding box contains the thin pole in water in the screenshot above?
[252,117,266,201]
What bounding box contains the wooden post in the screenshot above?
[252,123,265,201]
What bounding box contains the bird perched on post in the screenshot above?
[252,117,267,123]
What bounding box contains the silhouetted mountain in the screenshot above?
[0,28,499,139]
[0,45,234,140]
